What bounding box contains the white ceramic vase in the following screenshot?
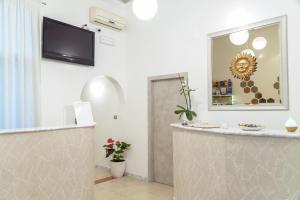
[181,112,195,125]
[285,117,298,133]
[110,160,126,178]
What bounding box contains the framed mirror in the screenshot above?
[208,16,288,110]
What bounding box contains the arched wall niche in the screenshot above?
[81,75,126,168]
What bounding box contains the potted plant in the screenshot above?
[174,74,197,124]
[103,138,131,178]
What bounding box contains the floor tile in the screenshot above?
[94,176,173,200]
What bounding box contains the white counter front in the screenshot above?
[172,124,300,200]
[0,123,95,200]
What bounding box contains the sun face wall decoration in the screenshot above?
[230,53,258,80]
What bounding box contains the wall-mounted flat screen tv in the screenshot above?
[42,17,95,66]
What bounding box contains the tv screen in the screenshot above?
[42,17,95,66]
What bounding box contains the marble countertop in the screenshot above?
[0,123,96,135]
[171,123,300,139]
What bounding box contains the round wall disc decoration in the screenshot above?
[230,53,257,80]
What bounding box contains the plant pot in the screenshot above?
[110,160,126,178]
[181,114,194,126]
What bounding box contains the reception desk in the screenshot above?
[0,124,95,200]
[172,124,300,200]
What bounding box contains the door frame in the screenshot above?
[147,72,188,182]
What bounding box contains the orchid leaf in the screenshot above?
[179,112,184,119]
[176,105,186,110]
[191,111,197,117]
[185,110,193,121]
[175,109,185,115]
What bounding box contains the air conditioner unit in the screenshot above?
[90,7,126,31]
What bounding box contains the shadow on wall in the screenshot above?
[81,75,126,167]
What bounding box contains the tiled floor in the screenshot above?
[94,168,173,200]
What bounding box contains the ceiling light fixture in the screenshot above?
[252,37,267,50]
[132,0,158,20]
[229,30,249,46]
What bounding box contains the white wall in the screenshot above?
[40,0,129,169]
[41,0,128,126]
[40,0,300,179]
[122,0,300,178]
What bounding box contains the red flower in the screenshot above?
[107,138,114,144]
[107,144,113,149]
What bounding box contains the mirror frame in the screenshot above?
[207,15,289,111]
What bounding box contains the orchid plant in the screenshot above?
[103,138,131,162]
[174,75,197,122]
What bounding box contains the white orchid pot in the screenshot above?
[110,160,126,178]
[181,112,194,125]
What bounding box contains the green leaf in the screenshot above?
[121,142,130,149]
[115,150,124,154]
[179,112,184,119]
[105,149,115,158]
[175,109,184,115]
[185,110,193,121]
[176,105,186,110]
[191,111,197,117]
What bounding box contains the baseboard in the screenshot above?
[124,171,149,182]
[95,177,114,184]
